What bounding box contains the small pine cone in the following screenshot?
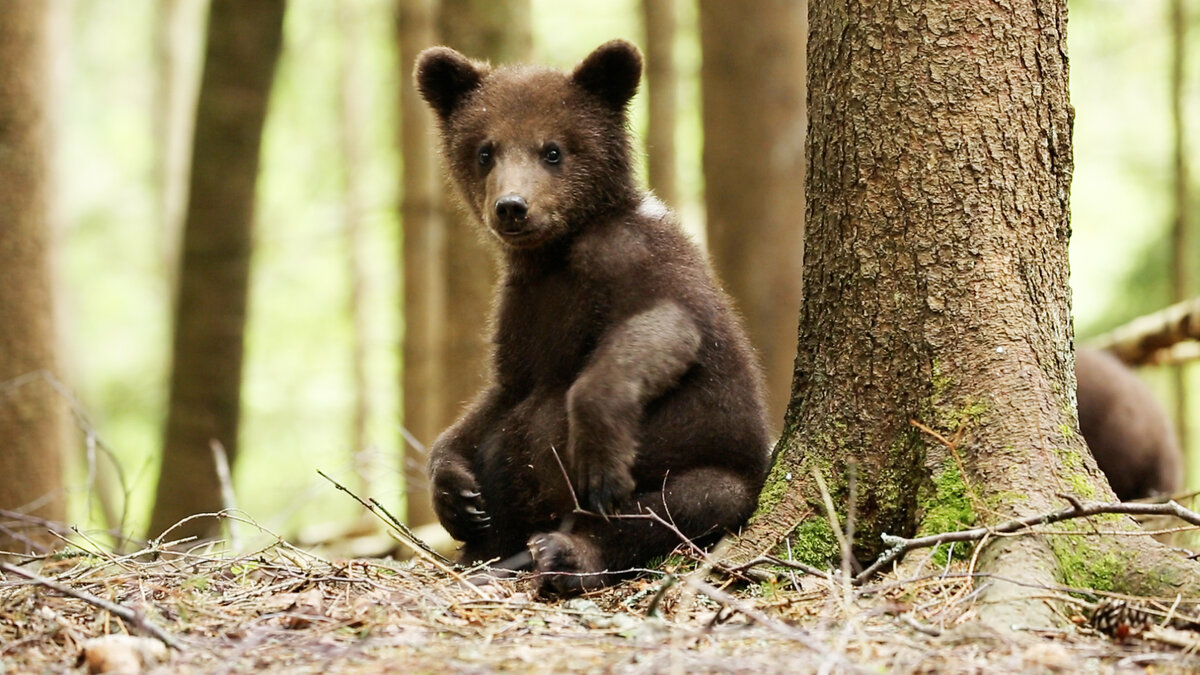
[1089,598,1151,640]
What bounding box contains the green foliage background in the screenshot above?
[54,0,1199,543]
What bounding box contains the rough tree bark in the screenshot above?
[642,0,678,207]
[721,0,1200,628]
[397,0,443,527]
[0,1,67,553]
[699,0,806,427]
[149,0,286,540]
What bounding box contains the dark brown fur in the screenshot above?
[415,40,771,594]
[1076,347,1183,500]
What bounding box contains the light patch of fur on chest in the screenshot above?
[636,194,671,223]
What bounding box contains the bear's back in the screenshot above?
[1076,347,1182,500]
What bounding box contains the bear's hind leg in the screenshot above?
[528,466,758,595]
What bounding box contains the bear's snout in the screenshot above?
[494,194,529,230]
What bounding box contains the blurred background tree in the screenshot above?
[1168,0,1192,458]
[18,0,1194,549]
[641,0,679,208]
[699,0,806,427]
[397,0,531,535]
[397,0,444,531]
[149,0,287,541]
[0,0,68,553]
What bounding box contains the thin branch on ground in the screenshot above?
[0,561,185,650]
[315,469,450,565]
[315,470,488,598]
[810,467,854,574]
[726,553,828,579]
[855,494,1200,583]
[548,444,583,513]
[682,575,868,674]
[211,440,241,551]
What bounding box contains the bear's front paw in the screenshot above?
[572,455,635,516]
[431,463,490,541]
[528,532,606,596]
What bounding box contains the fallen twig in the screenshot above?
[315,469,450,566]
[856,494,1200,583]
[315,470,489,598]
[0,561,184,650]
[727,553,828,579]
[683,575,868,673]
[211,440,241,551]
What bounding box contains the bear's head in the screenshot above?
[415,40,642,250]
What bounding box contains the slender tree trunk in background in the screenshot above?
[436,0,531,426]
[699,0,805,429]
[0,2,67,553]
[1168,0,1192,466]
[153,0,208,282]
[339,0,372,490]
[641,0,677,207]
[397,0,443,528]
[722,0,1200,627]
[391,0,533,530]
[149,0,286,541]
[398,0,531,529]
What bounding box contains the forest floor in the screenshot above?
[3,525,1200,675]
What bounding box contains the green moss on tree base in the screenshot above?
[749,455,796,525]
[1047,522,1122,591]
[1065,473,1097,499]
[1054,542,1120,591]
[916,459,977,564]
[779,517,840,568]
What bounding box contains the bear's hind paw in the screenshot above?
[528,532,608,596]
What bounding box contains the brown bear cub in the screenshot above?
[414,40,771,595]
[1076,348,1183,501]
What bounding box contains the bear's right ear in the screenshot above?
[414,47,486,120]
[572,40,642,112]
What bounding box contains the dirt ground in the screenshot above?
[3,533,1199,675]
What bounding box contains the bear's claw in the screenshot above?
[432,465,491,540]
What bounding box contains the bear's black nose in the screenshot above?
[495,195,529,224]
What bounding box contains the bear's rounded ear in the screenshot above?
[571,40,642,112]
[414,47,486,120]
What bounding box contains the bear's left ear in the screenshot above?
[414,46,487,121]
[571,40,642,112]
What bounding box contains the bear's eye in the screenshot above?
[542,143,562,165]
[477,144,493,167]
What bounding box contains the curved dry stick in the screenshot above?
[854,495,1200,583]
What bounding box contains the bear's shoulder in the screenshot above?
[570,195,699,280]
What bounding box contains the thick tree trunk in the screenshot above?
[149,0,286,541]
[699,0,806,428]
[0,2,67,553]
[641,0,678,207]
[723,0,1200,628]
[398,0,443,528]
